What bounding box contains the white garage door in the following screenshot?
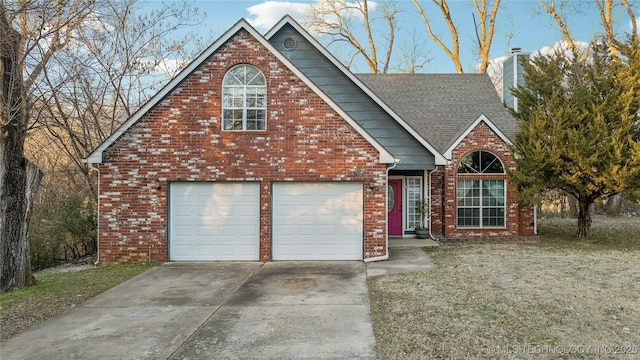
[272,182,363,260]
[169,182,260,261]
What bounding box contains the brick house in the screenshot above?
[85,17,535,264]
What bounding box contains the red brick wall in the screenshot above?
[432,121,534,238]
[96,29,387,264]
[428,168,445,236]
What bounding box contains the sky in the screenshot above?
[152,0,640,74]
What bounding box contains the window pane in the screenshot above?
[224,67,244,85]
[481,180,505,227]
[246,95,257,108]
[482,153,505,173]
[231,109,243,120]
[457,180,480,207]
[483,207,505,227]
[458,208,480,227]
[458,179,505,228]
[244,111,266,130]
[406,177,422,229]
[458,151,505,174]
[458,152,481,173]
[222,65,267,131]
[222,95,232,108]
[246,67,265,85]
[256,94,266,107]
[482,180,505,207]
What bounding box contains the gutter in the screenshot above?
[364,158,400,263]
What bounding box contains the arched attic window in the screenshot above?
[222,64,266,131]
[456,151,506,228]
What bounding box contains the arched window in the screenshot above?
[456,151,506,228]
[222,64,266,131]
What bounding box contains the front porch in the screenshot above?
[366,238,438,277]
[387,170,436,238]
[388,237,439,248]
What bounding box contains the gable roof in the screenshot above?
[443,114,513,159]
[266,16,447,166]
[356,73,517,157]
[84,19,394,164]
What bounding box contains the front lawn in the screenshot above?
[368,216,640,359]
[0,263,158,341]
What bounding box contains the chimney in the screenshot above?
[503,48,529,112]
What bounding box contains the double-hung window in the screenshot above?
[457,151,506,228]
[222,64,266,131]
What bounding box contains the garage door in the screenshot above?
[272,182,363,260]
[169,182,260,261]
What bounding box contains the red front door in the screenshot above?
[388,179,402,236]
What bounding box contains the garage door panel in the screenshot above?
[173,224,193,235]
[272,182,363,260]
[173,205,193,217]
[169,182,260,261]
[196,245,215,256]
[238,225,258,236]
[274,225,294,236]
[173,245,192,257]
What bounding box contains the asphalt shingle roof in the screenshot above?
[356,73,517,154]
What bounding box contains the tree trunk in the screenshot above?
[0,5,41,293]
[567,194,578,218]
[576,197,592,238]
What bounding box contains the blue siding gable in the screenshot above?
[268,24,436,170]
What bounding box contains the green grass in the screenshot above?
[0,264,158,308]
[536,219,640,250]
[369,217,640,359]
[1,263,158,340]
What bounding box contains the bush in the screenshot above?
[29,192,97,270]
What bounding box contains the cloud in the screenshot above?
[246,1,377,31]
[486,40,591,99]
[534,40,590,59]
[246,1,313,30]
[484,55,509,99]
[128,58,188,78]
[154,59,188,77]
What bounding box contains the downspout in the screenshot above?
[89,164,100,266]
[364,158,400,263]
[428,169,439,241]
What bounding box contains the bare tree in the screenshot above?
[307,0,398,73]
[393,28,432,73]
[413,0,501,74]
[539,0,582,55]
[1,0,201,291]
[539,0,638,58]
[594,0,638,53]
[27,0,203,195]
[1,0,92,293]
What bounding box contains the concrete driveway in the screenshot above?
[1,262,376,359]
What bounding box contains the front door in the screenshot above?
[388,179,403,236]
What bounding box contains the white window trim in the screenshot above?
[404,176,423,232]
[222,64,267,131]
[456,178,507,229]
